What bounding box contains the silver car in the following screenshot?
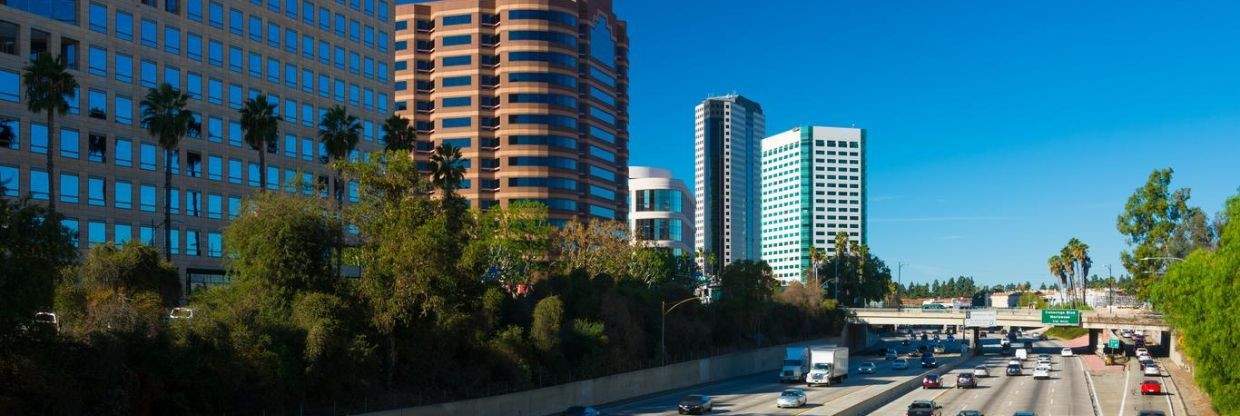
[859,362,877,374]
[776,388,807,408]
[972,365,989,378]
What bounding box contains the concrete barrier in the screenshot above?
[813,355,969,416]
[364,338,829,416]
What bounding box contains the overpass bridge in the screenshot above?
[843,307,1174,357]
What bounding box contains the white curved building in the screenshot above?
[628,166,694,255]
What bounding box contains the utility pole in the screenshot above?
[897,262,906,309]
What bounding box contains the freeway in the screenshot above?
[598,334,966,415]
[871,334,1096,415]
[1092,329,1178,416]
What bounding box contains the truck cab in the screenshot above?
[780,347,810,383]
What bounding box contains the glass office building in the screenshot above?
[694,94,764,276]
[628,166,693,255]
[0,0,392,294]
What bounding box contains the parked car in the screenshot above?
[906,400,942,416]
[775,388,807,408]
[1143,364,1161,376]
[1006,364,1022,376]
[922,373,942,389]
[1061,347,1073,357]
[859,362,877,374]
[562,406,600,416]
[972,365,990,378]
[1140,380,1163,395]
[956,372,977,388]
[677,395,713,414]
[893,359,910,370]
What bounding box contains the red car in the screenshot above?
[1140,380,1162,395]
[922,373,942,389]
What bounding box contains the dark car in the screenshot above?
[677,394,712,415]
[562,406,600,416]
[956,411,984,416]
[1137,411,1167,416]
[922,373,942,389]
[906,399,942,416]
[1006,364,1022,376]
[921,355,938,368]
[956,372,977,388]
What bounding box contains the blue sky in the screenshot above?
[616,0,1240,287]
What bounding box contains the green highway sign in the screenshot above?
[1108,338,1121,349]
[1041,309,1081,326]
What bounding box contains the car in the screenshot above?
[956,411,984,416]
[1122,331,1133,338]
[1014,412,1036,416]
[933,344,946,354]
[972,365,990,378]
[1140,380,1163,395]
[1143,364,1161,376]
[922,373,942,389]
[902,339,911,346]
[1006,364,1022,376]
[562,406,600,416]
[886,351,899,361]
[776,388,807,408]
[859,362,877,374]
[893,359,910,370]
[922,356,938,368]
[1033,364,1050,379]
[677,395,712,414]
[1061,347,1073,357]
[1137,411,1167,416]
[956,372,977,388]
[907,400,943,416]
[1136,347,1150,356]
[1037,355,1051,364]
[1008,359,1021,367]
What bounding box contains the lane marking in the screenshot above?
[1117,361,1130,416]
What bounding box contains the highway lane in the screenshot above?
[871,335,1095,415]
[599,334,964,415]
[1116,329,1175,416]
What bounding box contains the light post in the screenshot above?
[660,296,700,365]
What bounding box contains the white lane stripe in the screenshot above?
[1117,361,1130,416]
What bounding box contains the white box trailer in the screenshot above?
[806,346,849,386]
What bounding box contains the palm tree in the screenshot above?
[1047,254,1070,306]
[1066,238,1091,306]
[141,83,198,260]
[808,245,825,288]
[318,105,361,209]
[239,94,279,190]
[428,144,465,197]
[318,105,360,278]
[381,114,416,152]
[831,232,850,302]
[22,53,78,212]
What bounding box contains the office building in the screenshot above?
[759,125,866,283]
[393,0,629,225]
[694,94,763,275]
[628,166,692,255]
[0,0,392,292]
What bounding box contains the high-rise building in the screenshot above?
[393,0,629,225]
[0,0,393,293]
[694,94,763,275]
[759,125,866,284]
[627,166,693,255]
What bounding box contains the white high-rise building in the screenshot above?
[628,166,694,255]
[694,94,764,275]
[759,126,866,284]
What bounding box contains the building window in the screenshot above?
[88,89,107,119]
[89,3,108,33]
[115,53,133,84]
[59,173,79,204]
[88,133,107,163]
[141,18,158,48]
[87,176,106,206]
[88,46,107,77]
[441,35,471,46]
[30,170,49,200]
[0,165,18,197]
[0,69,17,101]
[140,184,156,212]
[116,11,134,41]
[115,96,133,125]
[164,26,180,55]
[88,221,107,246]
[60,129,80,159]
[115,180,133,209]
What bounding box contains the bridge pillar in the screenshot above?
[1087,328,1101,353]
[970,327,981,355]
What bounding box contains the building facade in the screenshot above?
[393,0,629,225]
[694,94,763,275]
[759,125,866,284]
[0,0,392,292]
[627,166,692,255]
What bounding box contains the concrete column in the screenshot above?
[1087,328,1100,353]
[971,327,981,355]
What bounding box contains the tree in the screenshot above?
[530,295,564,354]
[54,243,179,337]
[466,201,553,293]
[1117,168,1201,298]
[319,105,361,278]
[717,260,776,338]
[22,53,77,213]
[0,197,76,333]
[141,83,198,261]
[1047,254,1069,305]
[555,219,634,279]
[1065,238,1091,305]
[428,144,465,197]
[239,94,279,190]
[1148,194,1239,413]
[381,114,416,152]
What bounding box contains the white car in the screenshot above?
[1037,354,1051,364]
[1033,364,1051,379]
[1136,347,1150,356]
[1143,364,1161,376]
[972,365,990,378]
[776,389,807,408]
[858,362,877,374]
[1008,359,1022,367]
[1061,347,1073,357]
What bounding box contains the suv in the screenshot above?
[956,372,977,388]
[906,400,942,416]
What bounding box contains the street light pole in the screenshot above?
[661,296,700,366]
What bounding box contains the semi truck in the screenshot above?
[806,346,850,386]
[780,346,811,383]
